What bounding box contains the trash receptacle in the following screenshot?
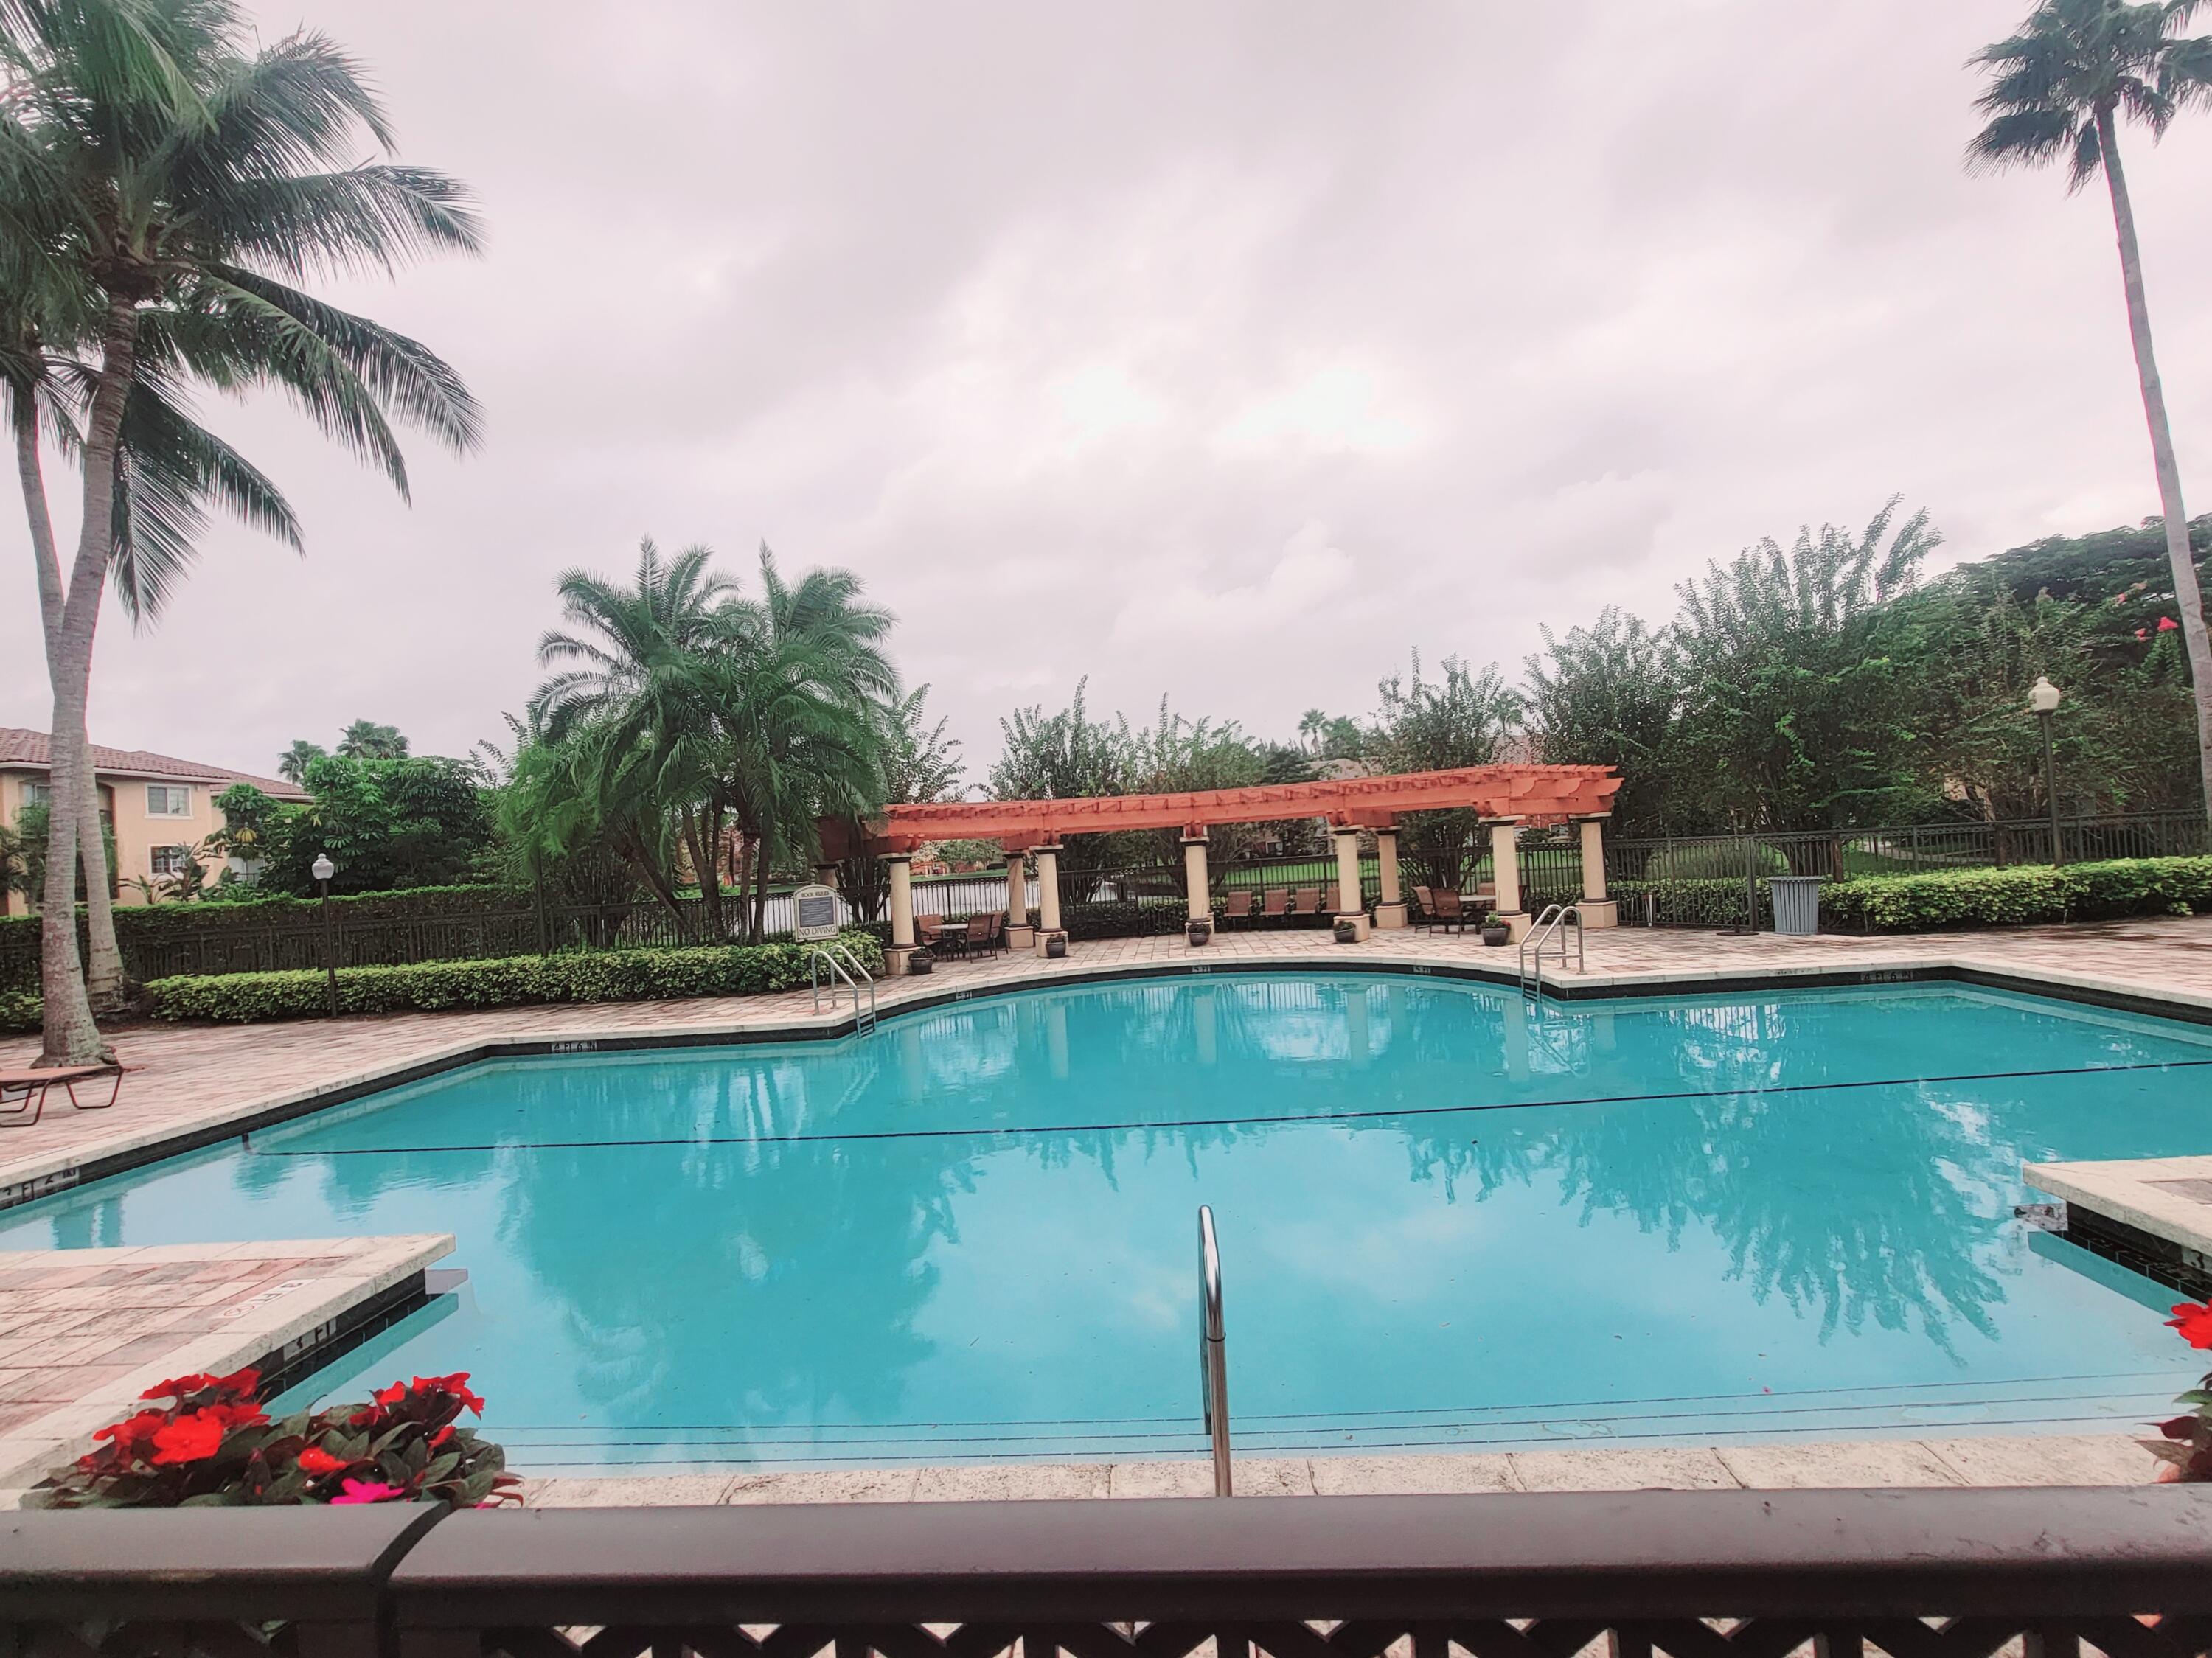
[1770,875,1821,936]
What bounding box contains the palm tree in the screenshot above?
[276,740,327,785]
[1298,708,1328,756]
[1,0,482,1062]
[1969,0,2212,824]
[335,721,408,760]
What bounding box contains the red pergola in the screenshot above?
[821,763,1621,857]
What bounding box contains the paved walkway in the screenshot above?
[0,1234,451,1494]
[2,916,2208,1198]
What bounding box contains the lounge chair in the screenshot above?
[1222,891,1255,930]
[1262,889,1290,927]
[0,1063,122,1129]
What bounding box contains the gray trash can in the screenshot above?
[1770,875,1821,936]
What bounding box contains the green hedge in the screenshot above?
[145,931,885,1025]
[0,990,36,1034]
[1610,877,1770,930]
[1820,855,2212,933]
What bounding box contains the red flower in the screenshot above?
[371,1382,409,1407]
[2167,1301,2212,1348]
[296,1446,351,1477]
[140,1373,218,1403]
[429,1425,455,1449]
[94,1410,170,1457]
[411,1373,486,1415]
[2136,628,2150,641]
[149,1410,227,1466]
[331,1478,404,1505]
[2160,616,2180,632]
[203,1400,268,1431]
[212,1367,261,1396]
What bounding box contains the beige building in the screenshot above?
[0,728,308,916]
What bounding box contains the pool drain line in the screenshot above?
[1199,1204,1231,1497]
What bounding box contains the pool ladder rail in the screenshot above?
[1517,902,1585,997]
[807,941,878,1034]
[1197,1204,1231,1497]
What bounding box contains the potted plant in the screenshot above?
[1481,914,1512,947]
[908,947,933,975]
[2146,1298,2212,1482]
[28,1367,521,1508]
[1186,916,1212,946]
[1044,933,1068,959]
[1333,916,1360,944]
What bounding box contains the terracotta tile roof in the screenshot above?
[0,728,311,801]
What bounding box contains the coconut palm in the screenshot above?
[1,0,482,1062]
[335,720,408,760]
[276,740,327,785]
[1298,708,1328,756]
[1969,0,2212,823]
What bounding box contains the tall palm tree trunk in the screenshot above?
[2098,105,2212,824]
[15,409,128,1013]
[38,301,137,1066]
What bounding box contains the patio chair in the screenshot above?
[1410,885,1436,931]
[1292,886,1323,922]
[1222,891,1255,930]
[917,916,945,951]
[981,913,1006,952]
[1262,889,1290,927]
[0,1063,123,1129]
[1430,888,1471,935]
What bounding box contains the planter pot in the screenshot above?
[1333,919,1359,944]
[1045,934,1067,960]
[1186,921,1213,946]
[1481,927,1510,947]
[908,949,934,975]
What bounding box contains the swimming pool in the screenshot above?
[4,973,2208,1472]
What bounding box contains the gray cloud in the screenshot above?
[6,0,2207,776]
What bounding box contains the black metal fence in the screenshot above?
[5,1487,2211,1658]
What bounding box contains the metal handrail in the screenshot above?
[1197,1204,1231,1497]
[1517,902,1584,995]
[808,942,877,1033]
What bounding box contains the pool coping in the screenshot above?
[4,945,2211,1213]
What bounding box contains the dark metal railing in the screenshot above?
[5,1488,2212,1658]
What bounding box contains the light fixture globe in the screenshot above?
[311,853,336,883]
[2028,676,2062,716]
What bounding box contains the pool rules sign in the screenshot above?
[792,883,842,941]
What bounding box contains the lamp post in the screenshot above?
[2030,676,2063,866]
[312,854,338,1017]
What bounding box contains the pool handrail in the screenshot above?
[807,942,877,1033]
[1197,1204,1231,1497]
[1518,902,1584,995]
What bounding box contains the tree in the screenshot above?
[335,721,408,760]
[1969,0,2212,825]
[2,0,481,1063]
[1668,497,1941,843]
[1371,651,1521,891]
[254,754,497,894]
[840,685,963,922]
[276,741,327,785]
[1525,607,1680,835]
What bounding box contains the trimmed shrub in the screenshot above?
[145,930,885,1025]
[1820,855,2212,933]
[0,989,37,1034]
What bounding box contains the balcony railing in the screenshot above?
[5,1486,2211,1658]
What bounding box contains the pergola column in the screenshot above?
[1004,849,1035,952]
[1332,826,1371,941]
[1577,816,1618,929]
[812,862,839,893]
[1182,832,1212,940]
[1372,826,1405,930]
[1488,819,1529,943]
[1034,842,1064,952]
[886,853,918,975]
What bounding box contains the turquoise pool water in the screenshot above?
[4,975,2210,1471]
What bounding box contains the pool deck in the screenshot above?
[0,1234,451,1497]
[0,915,2206,1502]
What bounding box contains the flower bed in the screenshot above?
[144,931,885,1024]
[28,1366,518,1508]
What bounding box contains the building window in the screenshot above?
[20,781,49,809]
[150,846,190,877]
[145,784,192,818]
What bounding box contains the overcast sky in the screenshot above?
[6,0,2210,783]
